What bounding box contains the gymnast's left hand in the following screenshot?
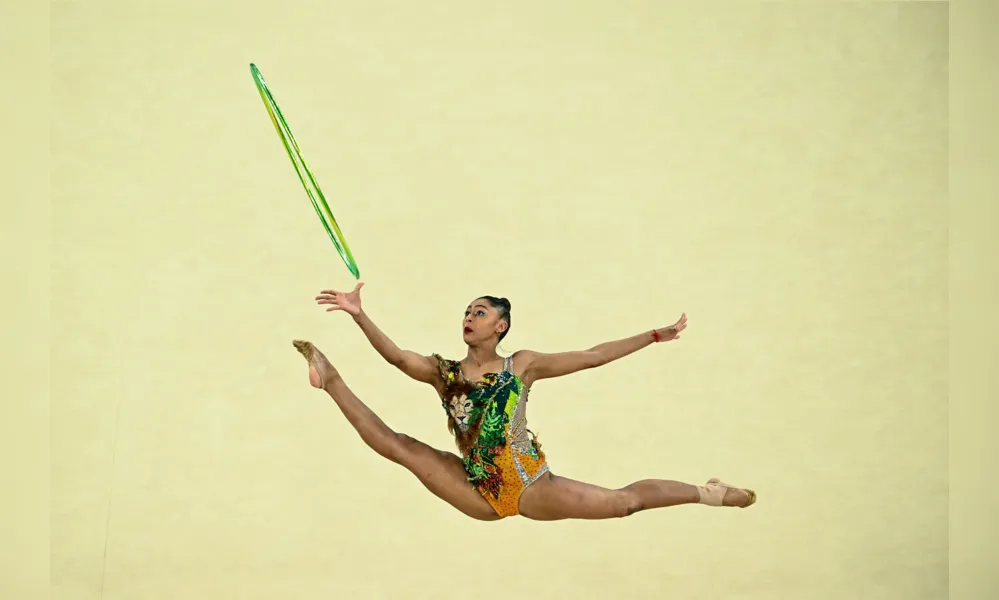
[655,313,687,342]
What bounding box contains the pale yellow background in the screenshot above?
[50,2,949,599]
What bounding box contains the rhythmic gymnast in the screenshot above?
[293,283,756,521]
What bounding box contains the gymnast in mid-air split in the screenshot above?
[247,63,754,521]
[292,284,756,522]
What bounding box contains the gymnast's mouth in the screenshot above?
[463,326,473,334]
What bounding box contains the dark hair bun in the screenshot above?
[499,297,511,310]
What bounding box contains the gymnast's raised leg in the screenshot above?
[293,339,501,521]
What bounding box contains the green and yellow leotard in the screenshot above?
[434,354,550,517]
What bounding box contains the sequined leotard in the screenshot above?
[433,354,550,517]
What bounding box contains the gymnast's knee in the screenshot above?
[385,432,419,463]
[614,492,643,518]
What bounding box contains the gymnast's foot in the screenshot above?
[697,478,757,508]
[292,340,340,390]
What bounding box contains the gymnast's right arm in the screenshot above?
[350,309,440,385]
[315,283,440,386]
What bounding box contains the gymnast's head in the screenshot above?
[462,296,511,346]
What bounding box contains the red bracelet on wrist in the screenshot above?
[652,329,660,343]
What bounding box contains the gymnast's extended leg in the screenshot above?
[292,340,501,521]
[518,471,756,522]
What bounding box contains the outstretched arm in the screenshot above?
[316,283,440,386]
[520,313,687,384]
[351,310,440,384]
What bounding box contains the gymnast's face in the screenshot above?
[462,300,506,345]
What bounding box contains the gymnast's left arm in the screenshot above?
[519,313,687,384]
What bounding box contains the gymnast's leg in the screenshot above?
[292,340,501,521]
[518,471,756,521]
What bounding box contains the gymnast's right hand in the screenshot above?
[315,282,364,317]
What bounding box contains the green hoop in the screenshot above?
[249,63,360,279]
